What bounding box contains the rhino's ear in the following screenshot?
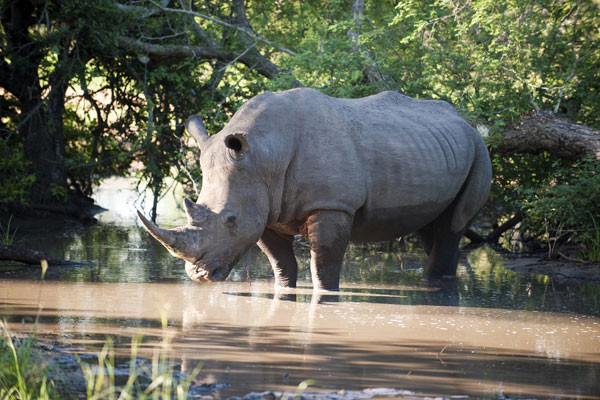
[183,198,209,225]
[225,133,249,157]
[185,115,209,146]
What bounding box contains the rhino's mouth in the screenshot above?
[185,260,230,282]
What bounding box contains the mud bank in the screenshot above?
[502,255,600,282]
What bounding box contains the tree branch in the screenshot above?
[117,35,222,59]
[155,3,297,56]
[117,35,287,81]
[495,113,600,160]
[464,212,523,245]
[116,2,297,56]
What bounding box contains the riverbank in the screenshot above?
[502,254,600,283]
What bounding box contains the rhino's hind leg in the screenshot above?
[258,229,298,288]
[420,203,465,281]
[421,227,463,281]
[422,142,491,282]
[417,224,434,256]
[302,210,353,291]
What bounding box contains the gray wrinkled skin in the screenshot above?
[138,88,492,290]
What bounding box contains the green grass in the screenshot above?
[0,215,18,245]
[78,335,203,400]
[0,320,203,400]
[585,213,600,262]
[0,320,57,400]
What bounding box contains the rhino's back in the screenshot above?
[241,89,480,239]
[336,91,478,239]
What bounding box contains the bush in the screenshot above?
[519,159,600,261]
[0,141,35,205]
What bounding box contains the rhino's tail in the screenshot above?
[450,134,492,233]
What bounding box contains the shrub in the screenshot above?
[0,141,35,205]
[520,159,600,261]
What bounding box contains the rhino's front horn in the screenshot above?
[137,210,194,258]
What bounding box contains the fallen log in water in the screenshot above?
[0,244,80,266]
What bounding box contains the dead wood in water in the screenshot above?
[495,113,600,160]
[0,244,80,266]
[465,212,523,245]
[0,202,99,222]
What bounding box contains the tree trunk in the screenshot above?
[495,112,600,160]
[1,1,69,205]
[0,244,80,266]
[347,0,393,86]
[20,89,68,204]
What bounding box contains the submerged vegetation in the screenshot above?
[1,0,599,258]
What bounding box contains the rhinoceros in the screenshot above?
[138,88,491,290]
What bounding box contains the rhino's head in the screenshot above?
[138,115,270,282]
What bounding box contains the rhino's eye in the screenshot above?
[225,215,237,228]
[226,136,243,152]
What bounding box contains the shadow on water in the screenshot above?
[1,178,600,398]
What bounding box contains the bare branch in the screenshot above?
[117,35,287,81]
[0,244,84,266]
[219,42,256,72]
[122,1,298,56]
[114,2,160,17]
[554,43,579,114]
[117,35,223,59]
[179,134,200,195]
[177,0,217,48]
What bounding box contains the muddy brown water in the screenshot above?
[1,178,599,399]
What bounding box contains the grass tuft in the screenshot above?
[585,213,600,262]
[1,319,203,399]
[0,320,58,400]
[0,215,18,245]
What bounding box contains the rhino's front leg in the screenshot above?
[302,210,353,291]
[258,229,298,288]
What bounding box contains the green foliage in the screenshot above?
[519,159,600,260]
[271,0,600,127]
[0,141,35,205]
[488,151,567,214]
[587,214,600,262]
